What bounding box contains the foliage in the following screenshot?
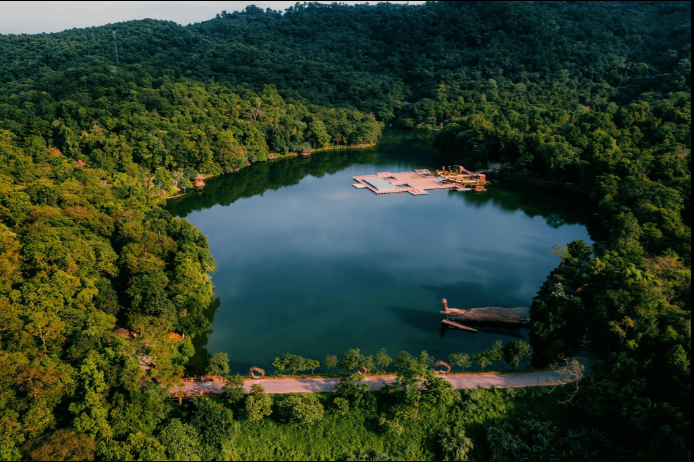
[245,384,273,422]
[472,351,491,371]
[272,353,321,376]
[305,358,320,374]
[207,351,229,376]
[448,353,472,372]
[339,348,367,372]
[486,419,621,461]
[422,377,458,408]
[348,451,393,461]
[29,430,97,462]
[221,374,246,408]
[189,397,238,460]
[272,354,291,376]
[489,341,505,369]
[158,419,203,461]
[502,341,531,370]
[378,416,405,437]
[278,393,325,426]
[334,377,372,409]
[375,348,393,373]
[439,427,474,461]
[333,397,350,415]
[323,354,338,372]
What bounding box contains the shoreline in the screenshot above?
[165,142,377,200]
[179,367,548,384]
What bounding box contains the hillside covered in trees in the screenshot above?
[0,1,690,460]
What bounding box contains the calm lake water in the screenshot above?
[167,131,593,374]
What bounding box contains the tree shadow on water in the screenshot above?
[186,297,220,375]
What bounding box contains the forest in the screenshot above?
[0,1,690,460]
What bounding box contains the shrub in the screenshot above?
[245,384,273,421]
[333,397,349,415]
[278,394,324,425]
[439,427,473,461]
[378,416,404,436]
[207,352,229,376]
[221,374,245,408]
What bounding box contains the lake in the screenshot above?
[166,130,593,374]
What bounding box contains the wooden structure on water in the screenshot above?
[442,318,477,332]
[440,298,530,332]
[353,170,472,196]
[438,166,487,189]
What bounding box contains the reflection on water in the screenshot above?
[166,130,594,374]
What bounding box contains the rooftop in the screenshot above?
[364,178,398,190]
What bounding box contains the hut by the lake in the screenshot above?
[194,174,205,188]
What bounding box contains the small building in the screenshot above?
[300,148,311,157]
[453,165,473,176]
[193,174,205,188]
[74,160,87,167]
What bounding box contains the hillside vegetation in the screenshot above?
[0,1,690,460]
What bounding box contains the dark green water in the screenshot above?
[167,131,593,373]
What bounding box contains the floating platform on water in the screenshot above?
[441,306,530,326]
[352,169,484,196]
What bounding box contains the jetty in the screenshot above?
[440,299,530,332]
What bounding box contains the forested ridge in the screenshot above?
[0,1,690,460]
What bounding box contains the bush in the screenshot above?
[334,377,372,408]
[207,352,229,376]
[333,397,349,415]
[439,427,474,461]
[377,416,404,436]
[278,394,325,425]
[245,384,273,421]
[221,374,245,408]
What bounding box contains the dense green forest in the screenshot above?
[0,1,690,460]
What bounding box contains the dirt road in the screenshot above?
[169,350,594,395]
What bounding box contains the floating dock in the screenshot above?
[442,306,531,326]
[352,170,477,196]
[440,299,530,332]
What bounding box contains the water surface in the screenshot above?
[167,131,593,373]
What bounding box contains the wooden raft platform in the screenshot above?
[442,319,477,332]
[441,306,530,325]
[352,171,470,196]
